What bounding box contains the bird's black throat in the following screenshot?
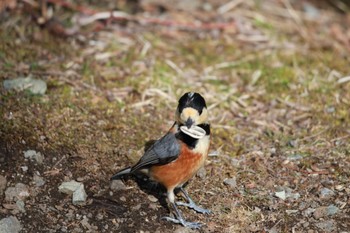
[176,123,210,149]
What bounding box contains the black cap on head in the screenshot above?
[177,92,207,114]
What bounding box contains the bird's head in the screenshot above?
[175,92,208,129]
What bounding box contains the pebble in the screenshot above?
[72,184,87,205]
[335,185,344,191]
[16,200,25,213]
[315,220,337,232]
[275,191,286,200]
[110,180,126,191]
[320,188,335,199]
[58,180,87,205]
[313,205,339,219]
[223,177,237,189]
[58,181,82,195]
[23,150,44,164]
[5,183,30,201]
[0,175,7,195]
[33,174,46,187]
[147,195,158,203]
[275,188,300,200]
[132,204,141,211]
[196,167,206,179]
[0,216,22,233]
[3,76,47,95]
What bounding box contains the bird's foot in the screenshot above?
[162,216,203,229]
[176,201,212,215]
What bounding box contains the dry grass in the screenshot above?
[1,0,350,232]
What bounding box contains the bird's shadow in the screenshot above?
[119,139,170,211]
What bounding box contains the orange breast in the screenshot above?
[149,143,207,190]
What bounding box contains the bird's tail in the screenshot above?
[110,167,132,180]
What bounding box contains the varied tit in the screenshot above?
[111,92,211,229]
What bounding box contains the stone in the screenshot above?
[23,150,44,164]
[5,183,30,201]
[33,174,45,187]
[326,205,339,215]
[58,181,82,195]
[72,184,87,205]
[320,188,335,199]
[0,216,22,233]
[110,180,126,191]
[223,178,237,189]
[313,205,339,219]
[3,76,47,95]
[196,167,206,179]
[15,200,25,213]
[59,180,87,205]
[275,188,300,200]
[315,220,337,232]
[275,191,286,200]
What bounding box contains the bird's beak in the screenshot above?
[185,118,194,129]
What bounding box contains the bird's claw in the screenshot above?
[162,216,203,229]
[176,201,212,215]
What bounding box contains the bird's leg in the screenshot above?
[162,202,203,229]
[176,187,211,214]
[162,190,203,229]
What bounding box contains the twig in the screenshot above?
[281,0,308,38]
[337,76,350,84]
[277,98,311,112]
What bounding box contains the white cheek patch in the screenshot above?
[180,126,206,139]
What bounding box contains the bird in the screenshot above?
[111,92,211,229]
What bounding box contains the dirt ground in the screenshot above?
[1,0,350,232]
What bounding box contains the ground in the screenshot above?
[0,0,350,232]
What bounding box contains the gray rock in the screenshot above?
[275,190,286,200]
[20,166,28,172]
[0,175,7,195]
[15,200,25,213]
[320,188,335,199]
[326,205,339,215]
[23,150,44,164]
[3,76,47,95]
[275,188,300,200]
[72,184,87,205]
[58,180,82,195]
[33,174,46,187]
[313,205,339,219]
[315,220,337,232]
[196,167,206,179]
[0,216,22,233]
[223,178,237,189]
[5,183,30,201]
[59,180,87,205]
[110,180,126,191]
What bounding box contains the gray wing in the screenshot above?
[130,132,180,173]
